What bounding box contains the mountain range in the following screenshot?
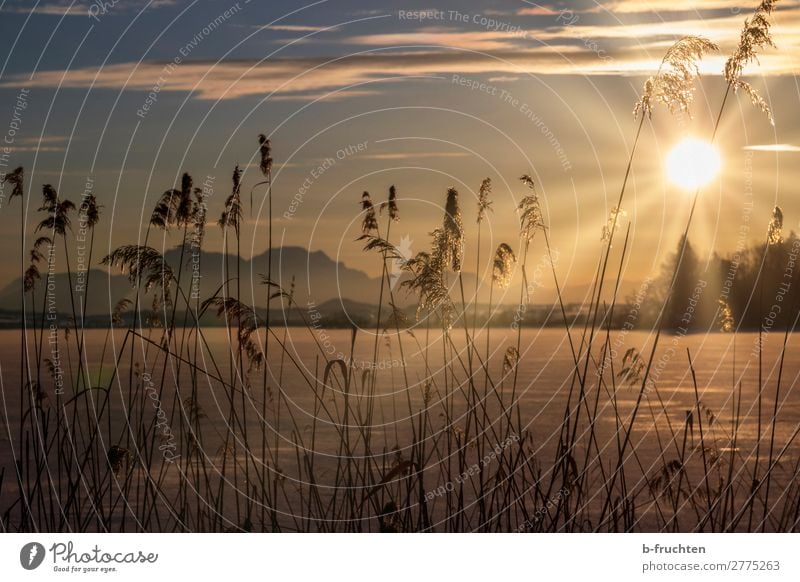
[0,244,641,322]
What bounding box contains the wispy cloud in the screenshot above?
[3,42,790,102]
[7,135,70,153]
[342,7,799,73]
[3,1,91,16]
[361,152,470,160]
[18,135,69,144]
[537,8,800,45]
[517,5,559,16]
[2,0,178,17]
[346,28,530,51]
[744,143,800,152]
[267,24,334,32]
[4,3,797,101]
[9,146,65,152]
[598,0,800,14]
[0,49,609,101]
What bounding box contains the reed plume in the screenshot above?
[718,299,735,333]
[380,185,399,221]
[23,264,40,293]
[477,178,492,224]
[518,175,543,242]
[258,134,273,177]
[492,243,516,289]
[503,346,519,373]
[442,187,463,272]
[23,236,51,293]
[107,445,129,475]
[176,173,198,228]
[102,245,174,306]
[767,205,783,245]
[219,165,243,236]
[80,193,101,229]
[202,296,264,371]
[190,187,207,248]
[1,166,24,199]
[357,234,403,260]
[634,35,718,118]
[255,134,273,213]
[402,238,451,318]
[601,206,627,242]
[112,298,132,326]
[259,275,290,301]
[474,177,493,331]
[34,235,52,250]
[361,191,378,233]
[36,185,75,235]
[725,0,779,124]
[150,187,179,230]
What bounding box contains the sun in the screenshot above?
[665,137,721,190]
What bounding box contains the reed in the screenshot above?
[1,0,796,533]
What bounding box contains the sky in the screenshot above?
[0,0,797,302]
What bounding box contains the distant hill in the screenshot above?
[0,245,401,318]
[0,244,636,324]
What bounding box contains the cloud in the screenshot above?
[598,0,800,14]
[6,135,69,152]
[266,89,379,101]
[2,0,178,17]
[17,135,68,144]
[3,1,91,16]
[361,152,470,160]
[346,28,530,51]
[517,5,559,16]
[743,143,800,152]
[267,24,334,32]
[341,7,800,74]
[0,49,605,101]
[538,7,800,44]
[5,3,797,102]
[3,43,791,103]
[8,146,65,152]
